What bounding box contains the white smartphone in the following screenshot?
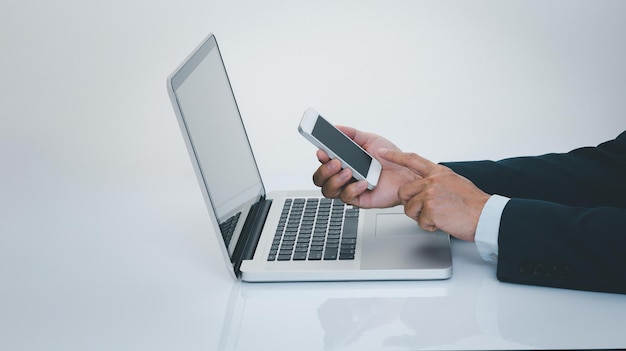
[298,108,382,190]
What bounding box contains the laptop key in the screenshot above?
[324,249,338,260]
[308,251,323,260]
[339,252,354,260]
[293,252,307,260]
[341,216,358,239]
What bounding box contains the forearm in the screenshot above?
[497,199,626,294]
[442,133,626,208]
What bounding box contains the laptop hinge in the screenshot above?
[232,197,273,278]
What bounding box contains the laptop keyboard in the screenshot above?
[268,198,359,261]
[219,212,241,247]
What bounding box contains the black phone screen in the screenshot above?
[311,116,372,177]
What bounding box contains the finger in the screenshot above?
[405,196,437,232]
[320,168,353,198]
[313,159,342,187]
[398,180,427,206]
[339,180,369,207]
[402,185,438,232]
[403,195,424,222]
[316,149,330,163]
[417,211,438,232]
[418,205,438,232]
[378,148,436,176]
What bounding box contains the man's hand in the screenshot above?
[379,149,490,242]
[312,126,419,209]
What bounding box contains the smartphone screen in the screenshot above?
[311,116,372,177]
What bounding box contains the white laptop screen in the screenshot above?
[170,35,265,241]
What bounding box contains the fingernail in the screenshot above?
[340,168,351,180]
[357,181,368,191]
[328,160,340,171]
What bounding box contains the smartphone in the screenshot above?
[298,108,382,190]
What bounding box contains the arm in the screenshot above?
[312,128,626,293]
[496,199,626,294]
[445,131,626,294]
[443,131,626,208]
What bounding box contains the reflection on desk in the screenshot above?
[218,241,626,351]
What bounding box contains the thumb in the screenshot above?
[378,148,436,176]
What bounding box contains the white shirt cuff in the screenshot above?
[474,194,510,262]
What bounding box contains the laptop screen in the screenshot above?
[169,35,265,254]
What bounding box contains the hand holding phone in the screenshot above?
[298,108,382,190]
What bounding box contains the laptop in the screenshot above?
[167,33,452,282]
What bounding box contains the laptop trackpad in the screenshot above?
[361,212,451,270]
[375,213,420,237]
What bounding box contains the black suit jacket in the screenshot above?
[443,131,626,294]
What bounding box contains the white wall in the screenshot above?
[209,1,626,191]
[2,1,625,196]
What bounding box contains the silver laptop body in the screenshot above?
[167,33,452,282]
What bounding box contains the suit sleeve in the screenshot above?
[443,131,626,294]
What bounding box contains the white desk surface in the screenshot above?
[2,1,626,350]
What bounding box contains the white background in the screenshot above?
[2,1,626,350]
